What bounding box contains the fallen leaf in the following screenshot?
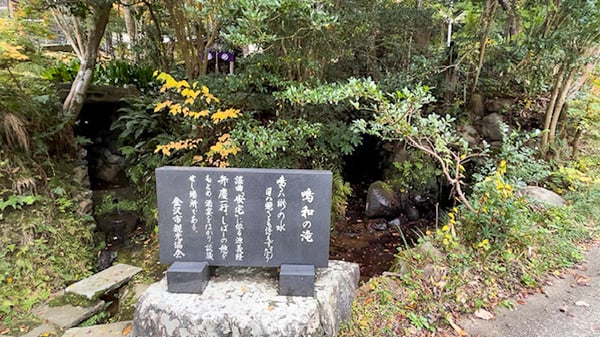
[446,314,468,336]
[0,326,10,335]
[575,274,591,286]
[267,305,275,312]
[575,301,590,307]
[122,323,132,335]
[474,308,494,320]
[516,299,526,305]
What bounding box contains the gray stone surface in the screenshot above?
[65,263,142,299]
[520,186,565,206]
[31,301,105,329]
[61,321,133,337]
[365,180,399,219]
[156,167,332,268]
[460,243,600,337]
[21,323,59,337]
[479,113,505,141]
[133,260,360,337]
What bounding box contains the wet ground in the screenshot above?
[329,183,432,283]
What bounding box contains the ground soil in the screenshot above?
[329,183,432,283]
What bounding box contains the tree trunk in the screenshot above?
[541,67,565,151]
[470,0,498,96]
[122,0,138,61]
[548,68,576,147]
[62,3,112,126]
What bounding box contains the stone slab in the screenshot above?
[133,260,360,337]
[31,301,105,329]
[61,321,133,337]
[65,263,142,299]
[156,167,332,268]
[21,323,59,337]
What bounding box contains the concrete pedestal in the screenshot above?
[133,260,359,337]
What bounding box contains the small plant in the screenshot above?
[41,59,79,83]
[152,71,242,168]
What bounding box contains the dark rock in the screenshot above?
[479,113,505,141]
[365,181,400,219]
[485,98,513,113]
[97,210,140,242]
[405,205,420,221]
[98,248,117,271]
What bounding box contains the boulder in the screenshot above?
[485,98,513,113]
[460,124,480,147]
[78,199,93,215]
[133,260,360,337]
[365,181,400,219]
[520,186,565,207]
[479,113,505,142]
[469,93,486,117]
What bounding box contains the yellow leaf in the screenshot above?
[169,104,182,116]
[177,80,190,89]
[201,85,210,95]
[121,323,132,335]
[154,100,172,112]
[211,108,241,123]
[156,72,177,89]
[189,110,210,119]
[6,277,13,284]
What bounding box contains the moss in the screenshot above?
[47,292,97,307]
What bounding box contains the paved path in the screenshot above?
[460,242,600,337]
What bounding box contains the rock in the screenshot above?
[66,263,142,300]
[133,260,360,337]
[388,217,405,229]
[98,248,117,271]
[97,210,140,242]
[78,199,93,215]
[520,186,565,207]
[63,321,133,337]
[20,323,59,337]
[365,181,400,219]
[485,98,512,113]
[405,205,420,221]
[469,93,485,117]
[368,218,388,231]
[73,166,90,188]
[103,149,124,165]
[95,163,122,183]
[31,301,105,329]
[479,113,505,141]
[460,124,480,147]
[416,241,444,261]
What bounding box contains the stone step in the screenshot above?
[65,263,142,300]
[61,321,133,337]
[20,323,59,337]
[31,301,105,329]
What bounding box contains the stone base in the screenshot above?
[133,260,359,337]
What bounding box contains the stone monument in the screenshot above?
[133,166,360,337]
